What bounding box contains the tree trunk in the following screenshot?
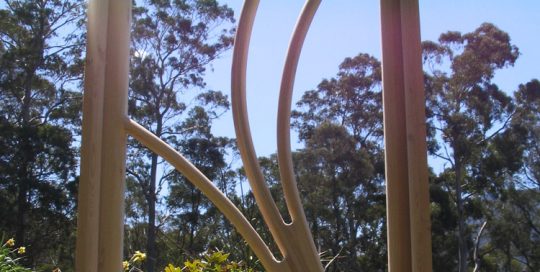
[146,119,162,272]
[16,149,29,246]
[15,10,46,248]
[188,189,201,251]
[16,72,35,246]
[330,175,342,272]
[473,221,487,272]
[311,215,320,251]
[455,161,468,272]
[146,152,158,272]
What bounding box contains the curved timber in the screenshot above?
[75,0,433,271]
[231,0,324,271]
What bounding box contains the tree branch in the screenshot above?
[473,221,488,272]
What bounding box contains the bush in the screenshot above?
[0,237,31,272]
[164,250,256,272]
[0,243,256,272]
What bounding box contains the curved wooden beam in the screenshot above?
[124,118,284,271]
[231,1,324,271]
[276,1,324,271]
[231,0,289,258]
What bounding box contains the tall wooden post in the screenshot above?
[381,0,412,269]
[75,1,132,271]
[400,1,433,271]
[380,0,433,271]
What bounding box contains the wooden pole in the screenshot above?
[380,0,432,271]
[380,0,412,270]
[76,1,131,271]
[97,0,131,270]
[75,0,108,270]
[400,0,433,270]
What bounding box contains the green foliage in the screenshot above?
[0,0,84,269]
[178,251,256,272]
[123,250,147,272]
[125,1,235,271]
[287,53,386,271]
[0,0,538,269]
[0,237,31,272]
[422,22,526,272]
[512,79,540,189]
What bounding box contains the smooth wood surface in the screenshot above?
[75,0,109,271]
[97,0,131,270]
[400,0,433,270]
[75,1,131,271]
[276,1,324,271]
[231,0,323,271]
[380,0,433,271]
[380,0,413,271]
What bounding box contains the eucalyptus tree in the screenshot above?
[126,1,234,270]
[0,0,85,266]
[480,79,540,271]
[162,111,237,266]
[422,23,520,271]
[512,79,540,189]
[291,53,387,271]
[480,187,540,271]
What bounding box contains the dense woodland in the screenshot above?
[0,0,539,271]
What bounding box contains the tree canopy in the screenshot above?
[0,2,538,271]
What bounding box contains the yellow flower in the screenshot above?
[164,264,181,272]
[123,261,129,271]
[17,246,26,254]
[132,251,146,262]
[5,238,15,247]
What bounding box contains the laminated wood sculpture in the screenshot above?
[75,1,432,271]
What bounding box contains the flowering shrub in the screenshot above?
[124,250,147,271]
[0,237,31,272]
[164,250,255,272]
[1,241,254,272]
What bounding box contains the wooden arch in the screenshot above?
[74,0,432,271]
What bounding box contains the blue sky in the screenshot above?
[204,0,540,159]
